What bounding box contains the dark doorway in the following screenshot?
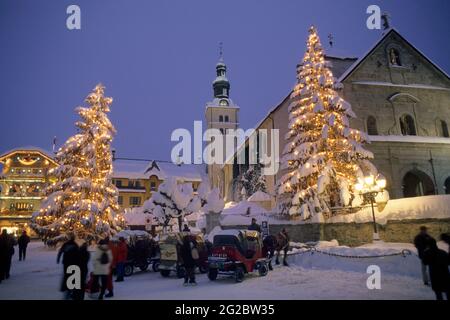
[445,177,450,194]
[402,170,435,197]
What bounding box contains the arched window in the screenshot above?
[440,120,449,138]
[224,115,229,122]
[219,115,223,122]
[400,114,416,136]
[389,48,401,66]
[366,116,378,135]
[403,170,435,197]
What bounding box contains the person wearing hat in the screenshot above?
[248,218,261,233]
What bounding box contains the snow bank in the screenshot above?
[218,195,450,228]
[328,194,450,224]
[220,201,271,226]
[287,240,424,278]
[221,200,268,216]
[248,191,271,202]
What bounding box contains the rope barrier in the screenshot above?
[284,247,415,259]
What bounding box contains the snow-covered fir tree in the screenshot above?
[31,84,125,243]
[278,26,377,220]
[143,178,224,232]
[240,164,267,199]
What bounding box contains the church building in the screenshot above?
[214,28,450,208]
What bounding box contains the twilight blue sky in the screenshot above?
[1,0,449,160]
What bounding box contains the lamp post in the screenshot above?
[354,174,387,242]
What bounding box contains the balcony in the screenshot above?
[117,185,147,193]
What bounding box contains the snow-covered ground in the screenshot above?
[0,241,441,300]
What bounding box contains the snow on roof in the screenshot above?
[206,226,222,242]
[112,159,206,181]
[224,201,238,209]
[324,52,358,60]
[124,211,154,226]
[247,191,272,202]
[213,75,229,84]
[112,159,149,179]
[145,161,206,182]
[0,146,55,162]
[215,229,244,237]
[369,135,450,144]
[221,200,268,216]
[206,98,239,109]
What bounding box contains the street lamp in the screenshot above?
[354,174,387,242]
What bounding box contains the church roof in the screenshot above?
[338,28,450,82]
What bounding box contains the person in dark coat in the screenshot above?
[0,229,14,283]
[0,231,6,284]
[18,230,31,261]
[277,228,290,267]
[262,235,276,270]
[414,226,435,285]
[73,241,90,300]
[182,224,191,232]
[180,235,197,286]
[204,239,213,256]
[248,218,261,233]
[56,233,79,299]
[0,229,15,281]
[440,233,450,255]
[422,239,450,300]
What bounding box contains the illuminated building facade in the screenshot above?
[0,147,57,235]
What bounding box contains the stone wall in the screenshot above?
[221,218,450,247]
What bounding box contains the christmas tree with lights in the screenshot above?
[278,26,376,220]
[31,84,125,244]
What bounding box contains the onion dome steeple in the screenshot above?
[213,43,230,99]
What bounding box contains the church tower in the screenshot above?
[205,49,240,194]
